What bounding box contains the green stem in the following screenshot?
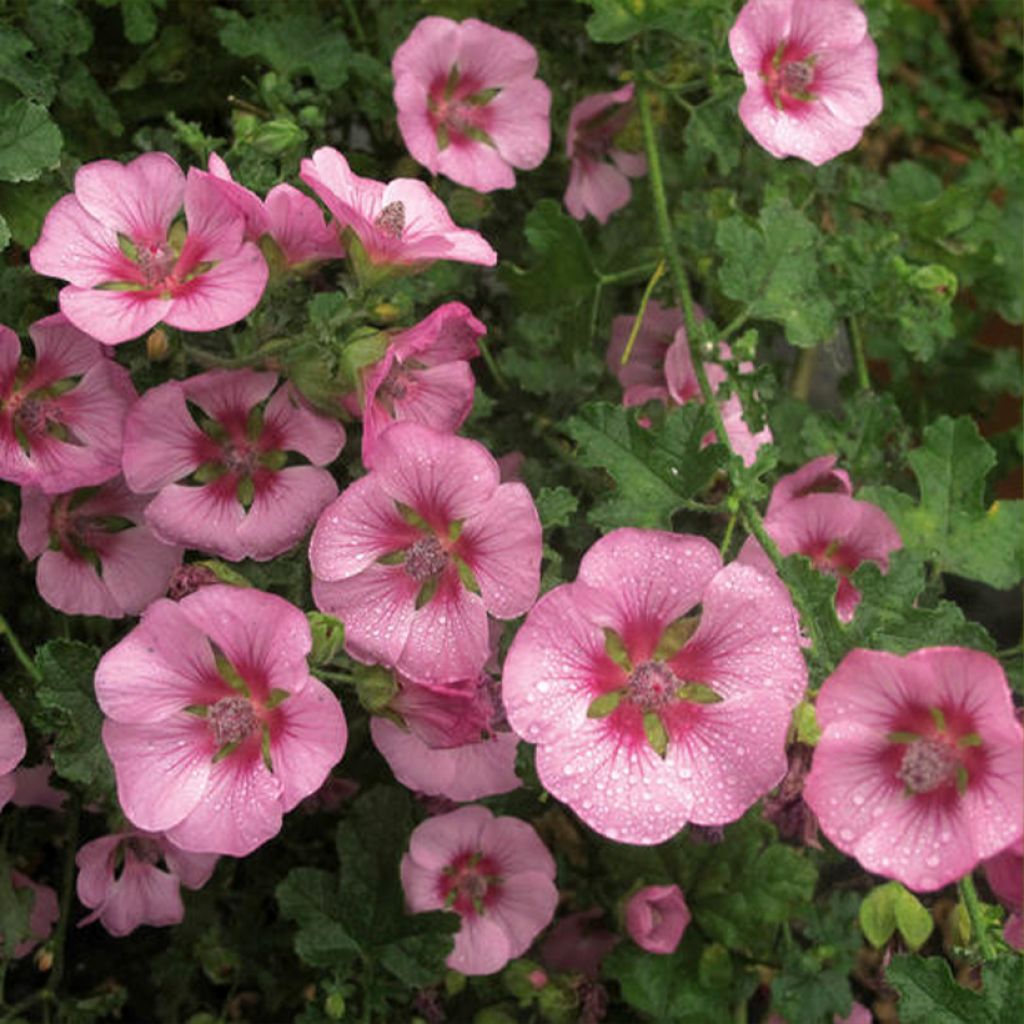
[1,991,47,1023]
[620,259,666,365]
[343,0,368,48]
[719,307,750,344]
[638,85,837,662]
[848,316,870,391]
[958,872,998,961]
[46,797,81,999]
[184,336,297,370]
[599,260,662,285]
[0,614,41,683]
[720,510,738,559]
[477,336,508,391]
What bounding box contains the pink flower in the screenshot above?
[300,147,497,275]
[401,805,557,975]
[728,0,883,165]
[310,422,541,684]
[984,839,1023,949]
[565,83,646,224]
[19,478,183,618]
[0,696,27,813]
[95,585,348,856]
[540,908,619,979]
[625,884,690,954]
[76,831,218,937]
[201,154,344,268]
[607,303,772,466]
[737,492,901,621]
[804,647,1024,892]
[392,17,551,192]
[0,315,135,492]
[357,302,484,468]
[502,528,807,844]
[11,763,65,812]
[30,153,268,345]
[122,369,345,562]
[766,455,853,516]
[4,873,58,958]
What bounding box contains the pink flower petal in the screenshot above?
[35,550,123,618]
[143,481,247,559]
[59,286,170,347]
[264,183,344,264]
[179,169,246,263]
[450,914,513,976]
[406,804,493,874]
[486,870,558,957]
[162,243,268,333]
[94,526,183,615]
[456,18,539,84]
[262,384,345,465]
[0,696,26,776]
[123,380,207,493]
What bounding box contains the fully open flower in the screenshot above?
[30,153,268,345]
[300,148,497,275]
[122,369,345,562]
[76,830,218,937]
[401,805,557,975]
[737,492,901,621]
[356,302,484,468]
[728,0,883,165]
[0,696,27,813]
[503,529,807,844]
[96,585,348,856]
[625,884,690,954]
[19,478,182,618]
[392,17,551,192]
[311,422,541,684]
[804,647,1024,892]
[565,83,646,224]
[1,315,135,492]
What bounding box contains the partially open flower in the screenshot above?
[624,884,690,954]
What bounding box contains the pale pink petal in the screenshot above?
[59,286,170,347]
[814,43,883,127]
[96,526,183,615]
[392,302,485,365]
[182,368,278,423]
[162,244,268,333]
[202,154,268,239]
[75,834,120,909]
[450,914,512,975]
[391,16,459,89]
[436,137,516,194]
[481,815,556,881]
[35,550,123,618]
[766,455,852,515]
[99,856,183,936]
[625,885,690,954]
[788,0,869,52]
[729,0,793,71]
[264,183,344,264]
[162,841,218,890]
[959,733,1024,862]
[16,487,50,560]
[261,384,345,465]
[609,149,646,177]
[0,696,26,776]
[739,89,866,165]
[122,381,207,493]
[570,161,632,225]
[487,871,558,957]
[143,482,246,560]
[299,148,382,240]
[26,313,105,383]
[406,804,493,874]
[485,79,552,173]
[237,466,338,561]
[179,169,246,263]
[456,18,539,85]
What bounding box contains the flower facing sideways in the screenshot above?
[96,585,348,857]
[401,805,557,975]
[804,647,1023,891]
[625,884,691,954]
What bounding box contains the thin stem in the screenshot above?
[227,95,272,120]
[791,346,818,402]
[343,0,368,48]
[1,991,47,1023]
[184,336,297,371]
[620,259,666,365]
[958,872,998,961]
[46,797,81,999]
[599,260,662,285]
[719,307,750,344]
[638,84,837,661]
[848,316,870,391]
[0,614,41,683]
[720,510,738,559]
[477,336,508,391]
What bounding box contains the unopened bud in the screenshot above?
[146,327,170,362]
[308,613,345,666]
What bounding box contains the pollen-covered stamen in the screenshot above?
[440,851,502,917]
[375,202,406,239]
[627,661,679,712]
[405,535,448,582]
[379,365,412,403]
[897,737,961,794]
[781,59,814,95]
[208,695,259,746]
[136,242,179,287]
[14,397,53,438]
[221,443,257,475]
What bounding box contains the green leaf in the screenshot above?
[534,486,578,531]
[861,416,1023,590]
[121,0,162,44]
[0,99,62,183]
[886,954,1022,1024]
[276,868,362,967]
[585,0,730,43]
[716,196,836,347]
[0,26,55,104]
[566,402,727,531]
[0,860,34,958]
[33,640,113,797]
[0,212,9,252]
[893,885,934,951]
[502,199,598,311]
[859,882,899,948]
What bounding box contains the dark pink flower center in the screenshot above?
[14,396,51,437]
[379,364,412,403]
[405,535,448,582]
[439,851,503,918]
[221,441,258,475]
[897,737,961,794]
[762,42,818,107]
[136,242,179,287]
[627,661,678,712]
[375,202,406,239]
[781,59,814,94]
[208,695,259,746]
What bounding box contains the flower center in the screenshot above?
[375,202,406,239]
[897,737,961,794]
[136,242,179,287]
[440,851,502,917]
[627,661,678,712]
[221,442,257,476]
[208,695,259,746]
[379,364,412,404]
[781,59,814,94]
[405,536,448,582]
[14,396,50,437]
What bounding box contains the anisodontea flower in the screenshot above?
[18,478,182,619]
[310,423,542,685]
[356,302,485,468]
[0,696,27,813]
[503,528,807,844]
[625,884,690,954]
[401,805,557,975]
[392,17,551,193]
[30,153,268,345]
[729,0,883,166]
[122,368,345,562]
[737,491,900,621]
[985,839,1023,949]
[96,585,348,856]
[300,147,497,276]
[3,873,58,958]
[76,831,218,937]
[804,647,1024,892]
[565,83,646,224]
[1,315,135,493]
[766,454,852,516]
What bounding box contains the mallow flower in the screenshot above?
[503,529,807,844]
[392,17,551,192]
[728,0,883,165]
[624,884,690,954]
[31,153,268,345]
[96,585,348,856]
[804,647,1024,892]
[401,805,558,975]
[0,696,27,813]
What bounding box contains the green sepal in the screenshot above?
[236,476,255,509]
[396,503,428,529]
[261,724,274,773]
[415,576,440,609]
[212,739,242,764]
[246,404,265,440]
[887,731,920,744]
[455,557,480,595]
[184,704,208,717]
[603,628,633,673]
[192,462,225,484]
[376,550,407,565]
[652,616,700,661]
[199,417,227,442]
[195,560,252,588]
[259,449,288,471]
[448,520,464,541]
[674,683,722,705]
[587,689,625,719]
[214,652,250,697]
[955,763,969,795]
[264,688,291,710]
[117,234,139,260]
[307,612,345,666]
[93,515,134,533]
[643,712,669,758]
[792,700,821,745]
[929,707,948,732]
[467,87,500,106]
[354,665,398,714]
[957,733,982,748]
